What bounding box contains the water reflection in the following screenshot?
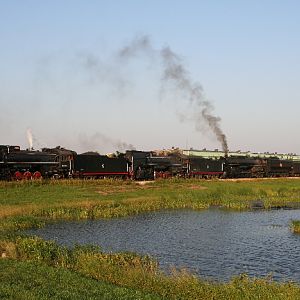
[27,209,300,282]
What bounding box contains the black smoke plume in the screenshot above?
[118,35,228,154]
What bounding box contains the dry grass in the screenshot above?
[0,204,40,218]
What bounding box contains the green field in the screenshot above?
[1,178,300,299]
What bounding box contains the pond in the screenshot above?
[27,209,300,282]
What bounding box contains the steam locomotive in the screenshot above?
[1,144,300,180]
[0,145,75,180]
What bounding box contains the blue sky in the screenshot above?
[1,1,300,154]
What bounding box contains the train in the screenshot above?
[1,144,300,180]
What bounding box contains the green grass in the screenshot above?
[1,178,300,223]
[0,259,162,300]
[291,220,300,233]
[1,178,300,299]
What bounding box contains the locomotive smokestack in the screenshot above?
[118,35,229,154]
[26,128,33,150]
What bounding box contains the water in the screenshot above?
[27,209,300,282]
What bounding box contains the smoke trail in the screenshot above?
[78,132,136,153]
[119,35,154,59]
[118,36,228,154]
[26,128,33,150]
[79,52,129,95]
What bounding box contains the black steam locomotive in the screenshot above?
[1,144,300,180]
[225,156,300,178]
[0,145,75,180]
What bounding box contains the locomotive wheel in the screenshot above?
[33,171,42,179]
[14,171,23,180]
[23,171,32,180]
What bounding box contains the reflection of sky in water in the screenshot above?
[27,209,300,282]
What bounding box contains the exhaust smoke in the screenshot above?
[78,132,136,153]
[118,35,228,155]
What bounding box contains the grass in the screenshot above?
[1,178,300,299]
[0,259,161,300]
[291,220,300,233]
[1,178,300,222]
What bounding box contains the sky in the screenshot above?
[1,1,300,154]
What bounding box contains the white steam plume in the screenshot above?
[26,128,33,150]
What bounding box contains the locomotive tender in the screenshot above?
[1,144,300,180]
[73,153,129,179]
